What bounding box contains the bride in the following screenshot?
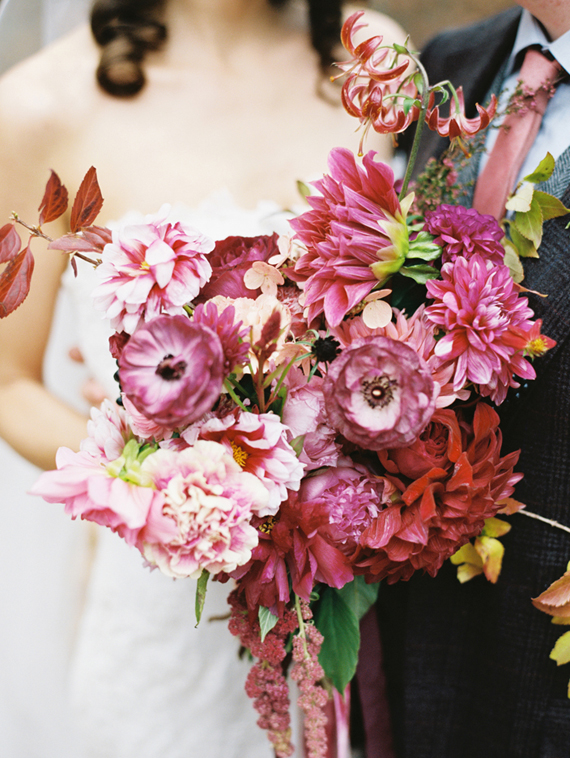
[0,0,405,755]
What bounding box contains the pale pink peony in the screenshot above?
[141,441,268,578]
[92,205,214,334]
[197,410,305,516]
[324,336,436,450]
[425,254,536,404]
[80,399,134,460]
[289,148,403,327]
[331,306,470,408]
[119,315,224,429]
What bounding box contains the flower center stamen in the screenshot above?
[361,375,398,408]
[259,515,279,534]
[155,354,187,381]
[231,441,249,468]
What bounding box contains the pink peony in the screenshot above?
[196,234,280,302]
[425,254,536,404]
[119,315,224,429]
[289,148,403,326]
[424,204,505,265]
[141,441,268,577]
[324,336,436,450]
[92,205,214,334]
[197,410,305,516]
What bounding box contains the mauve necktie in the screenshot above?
[472,47,562,220]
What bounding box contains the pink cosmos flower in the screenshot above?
[197,410,305,516]
[192,301,250,373]
[324,336,436,450]
[331,306,471,408]
[196,234,280,302]
[425,255,536,404]
[142,441,268,578]
[119,315,224,429]
[92,205,214,334]
[289,148,403,327]
[424,204,505,265]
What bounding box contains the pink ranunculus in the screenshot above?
[196,234,280,302]
[122,395,173,442]
[289,148,403,327]
[119,315,224,429]
[92,205,214,334]
[425,254,536,404]
[324,336,436,450]
[141,441,268,578]
[198,410,305,516]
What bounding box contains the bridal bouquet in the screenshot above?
[2,12,568,756]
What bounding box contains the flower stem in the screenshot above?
[399,53,431,200]
[518,509,570,536]
[294,594,309,658]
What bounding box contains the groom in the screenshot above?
[377,4,570,757]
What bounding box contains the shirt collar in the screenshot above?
[508,9,570,76]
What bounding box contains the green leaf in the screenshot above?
[502,239,525,283]
[399,264,440,284]
[514,194,544,248]
[523,152,555,184]
[533,191,570,221]
[509,222,539,258]
[296,180,312,201]
[506,182,534,213]
[259,606,279,642]
[393,43,409,55]
[407,231,442,261]
[337,576,379,621]
[552,616,570,626]
[550,630,570,666]
[195,569,209,627]
[481,517,511,538]
[289,434,305,458]
[313,586,360,693]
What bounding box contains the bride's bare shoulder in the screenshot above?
[343,4,409,48]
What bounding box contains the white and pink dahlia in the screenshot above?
[93,205,214,334]
[141,441,268,578]
[197,410,305,516]
[425,254,536,404]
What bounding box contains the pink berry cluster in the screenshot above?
[291,602,329,758]
[228,591,298,757]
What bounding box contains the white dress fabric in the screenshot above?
[59,193,295,758]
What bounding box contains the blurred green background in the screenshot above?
[370,0,516,47]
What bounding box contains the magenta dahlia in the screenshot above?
[323,336,436,450]
[289,148,404,326]
[425,254,536,404]
[424,204,505,265]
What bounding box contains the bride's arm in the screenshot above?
[0,65,89,471]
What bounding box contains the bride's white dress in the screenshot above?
[59,193,295,758]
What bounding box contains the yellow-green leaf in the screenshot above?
[457,563,484,583]
[450,542,482,566]
[550,630,570,666]
[533,190,570,221]
[476,536,505,584]
[506,181,534,212]
[514,194,544,248]
[523,152,555,184]
[552,616,570,626]
[481,517,512,538]
[503,239,525,283]
[510,223,539,258]
[195,569,209,627]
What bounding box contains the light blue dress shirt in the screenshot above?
[479,9,570,183]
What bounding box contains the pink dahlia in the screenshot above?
[119,315,224,429]
[324,336,436,450]
[289,148,404,327]
[197,410,305,516]
[192,301,250,373]
[425,254,536,404]
[355,403,522,582]
[142,441,268,578]
[196,234,280,302]
[92,206,214,334]
[424,204,505,265]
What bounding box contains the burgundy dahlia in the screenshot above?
[424,204,505,265]
[355,403,522,582]
[323,337,436,450]
[118,315,224,428]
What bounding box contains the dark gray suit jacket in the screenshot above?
[377,9,570,758]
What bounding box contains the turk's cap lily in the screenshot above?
[426,87,498,140]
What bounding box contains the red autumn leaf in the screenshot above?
[0,224,22,263]
[0,242,35,317]
[532,570,570,618]
[70,167,104,233]
[38,170,69,225]
[81,225,113,248]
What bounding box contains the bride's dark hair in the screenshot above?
[91,0,345,97]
